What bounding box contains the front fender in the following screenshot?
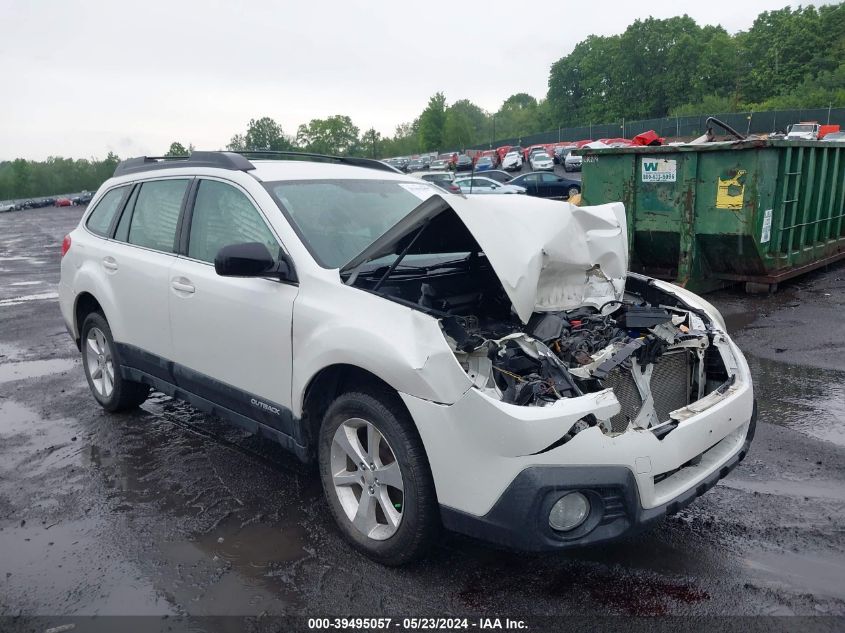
[290,278,472,416]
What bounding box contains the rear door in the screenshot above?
[168,178,299,435]
[105,178,191,378]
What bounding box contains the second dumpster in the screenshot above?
[577,138,845,293]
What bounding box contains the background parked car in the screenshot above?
[71,192,93,205]
[455,155,474,172]
[414,171,461,193]
[509,172,581,199]
[0,201,16,212]
[822,131,845,143]
[474,156,495,172]
[429,158,449,171]
[564,151,583,172]
[453,176,526,195]
[478,169,513,184]
[529,151,554,171]
[501,150,523,171]
[55,197,72,207]
[406,158,427,172]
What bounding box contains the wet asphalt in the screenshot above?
[0,204,843,627]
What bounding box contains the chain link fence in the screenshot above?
[469,107,845,150]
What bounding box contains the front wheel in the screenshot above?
[318,390,439,565]
[567,186,581,198]
[80,312,149,412]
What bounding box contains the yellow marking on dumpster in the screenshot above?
[716,169,747,209]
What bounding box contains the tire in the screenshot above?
[318,389,439,566]
[567,186,581,198]
[80,312,149,412]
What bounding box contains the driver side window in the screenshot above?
[188,180,279,264]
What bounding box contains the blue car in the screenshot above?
[474,156,494,172]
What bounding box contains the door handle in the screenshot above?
[171,277,195,294]
[102,256,118,272]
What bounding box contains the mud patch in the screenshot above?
[0,357,78,383]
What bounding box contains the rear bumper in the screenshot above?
[441,403,756,551]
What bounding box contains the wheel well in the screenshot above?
[74,292,103,348]
[301,364,411,460]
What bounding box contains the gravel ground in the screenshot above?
[0,204,843,630]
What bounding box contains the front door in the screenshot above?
[167,178,299,435]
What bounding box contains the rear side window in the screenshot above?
[85,187,127,236]
[127,179,189,253]
[187,180,279,264]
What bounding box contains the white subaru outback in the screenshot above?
[59,151,756,565]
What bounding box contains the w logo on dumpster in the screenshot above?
[642,158,676,182]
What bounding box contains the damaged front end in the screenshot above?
[341,192,739,444]
[444,273,736,443]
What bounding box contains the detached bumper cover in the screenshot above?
[441,403,756,551]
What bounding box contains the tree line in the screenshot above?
[2,2,842,200]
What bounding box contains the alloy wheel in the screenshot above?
[85,327,115,398]
[330,417,405,540]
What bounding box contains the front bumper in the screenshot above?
[440,403,755,551]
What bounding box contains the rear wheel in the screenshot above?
[318,389,439,565]
[80,312,149,412]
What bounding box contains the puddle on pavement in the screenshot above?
[0,357,78,382]
[740,548,845,601]
[748,354,845,447]
[157,515,307,614]
[0,519,174,615]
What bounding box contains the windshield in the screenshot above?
[478,157,492,164]
[790,124,815,132]
[265,179,438,268]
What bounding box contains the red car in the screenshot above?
[55,198,72,207]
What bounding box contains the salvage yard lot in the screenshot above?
[1,205,844,619]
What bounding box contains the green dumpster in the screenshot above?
[577,139,845,293]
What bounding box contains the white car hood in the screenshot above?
[449,195,628,322]
[342,193,628,324]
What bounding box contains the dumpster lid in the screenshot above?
[572,137,832,155]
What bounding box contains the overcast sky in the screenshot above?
[0,0,831,160]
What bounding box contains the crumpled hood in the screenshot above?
[447,194,628,322]
[341,191,628,324]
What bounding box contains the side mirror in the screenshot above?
[215,242,297,282]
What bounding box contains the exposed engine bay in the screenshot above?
[342,196,732,439]
[441,273,731,438]
[351,254,730,439]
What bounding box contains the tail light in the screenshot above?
[448,184,460,193]
[61,235,71,257]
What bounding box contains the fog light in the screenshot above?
[549,492,590,532]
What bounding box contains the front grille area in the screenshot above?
[603,350,693,432]
[604,367,643,432]
[650,351,692,423]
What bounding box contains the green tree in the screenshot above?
[443,99,489,149]
[226,134,246,151]
[418,92,447,151]
[296,115,360,155]
[243,117,294,151]
[165,142,188,157]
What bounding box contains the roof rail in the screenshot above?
[235,150,403,174]
[113,150,402,178]
[113,151,255,177]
